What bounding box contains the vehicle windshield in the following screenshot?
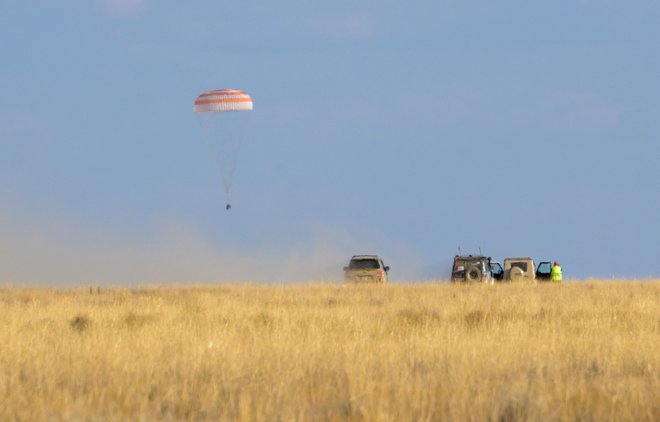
[349,259,380,270]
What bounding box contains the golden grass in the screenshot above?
[1,281,659,421]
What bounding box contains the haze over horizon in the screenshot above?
[2,1,659,283]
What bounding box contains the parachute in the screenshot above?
[193,89,253,209]
[193,89,253,113]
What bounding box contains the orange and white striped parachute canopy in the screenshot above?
[193,89,253,113]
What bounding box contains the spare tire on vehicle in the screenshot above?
[466,266,482,282]
[510,266,524,280]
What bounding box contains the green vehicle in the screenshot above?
[451,255,503,283]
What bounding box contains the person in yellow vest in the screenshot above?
[551,261,562,282]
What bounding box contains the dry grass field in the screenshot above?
[1,281,659,421]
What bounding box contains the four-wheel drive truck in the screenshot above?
[503,258,552,281]
[451,255,503,283]
[344,255,389,283]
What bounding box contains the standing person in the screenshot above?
[551,261,563,282]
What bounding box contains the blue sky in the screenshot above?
[1,1,659,283]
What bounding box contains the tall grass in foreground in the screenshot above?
[1,281,658,421]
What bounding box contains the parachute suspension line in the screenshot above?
[201,124,234,195]
[196,110,251,197]
[229,110,252,190]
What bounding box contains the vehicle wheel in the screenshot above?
[510,266,524,280]
[466,267,482,282]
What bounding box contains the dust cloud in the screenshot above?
[0,207,393,286]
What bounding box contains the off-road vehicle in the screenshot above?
[451,255,503,283]
[344,255,389,283]
[503,258,552,281]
